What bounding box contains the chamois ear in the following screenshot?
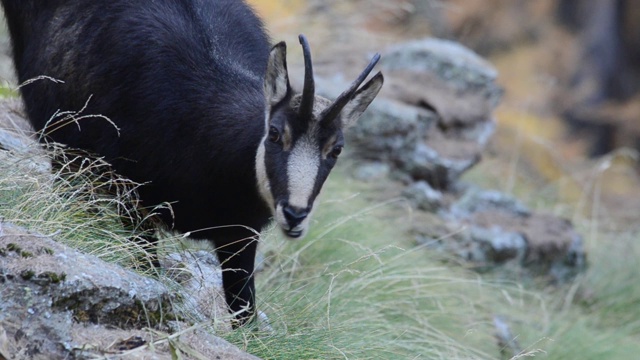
[264,42,290,107]
[340,72,384,129]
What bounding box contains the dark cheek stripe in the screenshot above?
[312,165,332,200]
[264,148,290,204]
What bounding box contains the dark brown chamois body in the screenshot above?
[0,0,383,325]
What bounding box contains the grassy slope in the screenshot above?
[226,165,522,359]
[217,160,638,359]
[465,153,640,360]
[226,160,640,359]
[2,142,640,359]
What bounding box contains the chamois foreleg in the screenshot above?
[214,234,258,326]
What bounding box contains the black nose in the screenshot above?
[283,205,309,227]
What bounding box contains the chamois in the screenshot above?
[0,0,383,324]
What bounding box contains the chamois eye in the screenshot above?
[268,126,280,143]
[329,145,343,159]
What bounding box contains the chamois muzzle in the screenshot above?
[275,201,311,238]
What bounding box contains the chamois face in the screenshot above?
[256,36,383,239]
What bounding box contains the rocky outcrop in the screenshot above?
[414,187,586,282]
[0,99,50,174]
[321,39,501,190]
[0,222,259,360]
[318,38,586,281]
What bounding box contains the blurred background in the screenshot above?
[246,0,640,226]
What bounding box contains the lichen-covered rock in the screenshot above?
[401,180,444,212]
[316,38,585,281]
[380,38,503,129]
[0,223,172,330]
[341,95,437,161]
[415,187,587,282]
[398,142,481,189]
[0,99,50,174]
[459,225,528,264]
[352,161,392,182]
[161,250,228,325]
[471,210,587,281]
[0,222,260,360]
[317,38,501,190]
[448,188,531,219]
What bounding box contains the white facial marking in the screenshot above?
[255,111,274,209]
[287,135,320,209]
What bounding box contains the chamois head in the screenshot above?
[256,34,383,238]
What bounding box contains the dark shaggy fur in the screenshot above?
[2,0,273,324]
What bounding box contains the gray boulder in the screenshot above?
[317,38,502,190]
[380,38,502,129]
[352,161,392,182]
[0,222,259,360]
[415,187,586,282]
[402,180,444,212]
[459,225,528,264]
[449,188,531,219]
[0,99,50,174]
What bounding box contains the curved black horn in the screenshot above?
[298,34,315,119]
[320,53,381,127]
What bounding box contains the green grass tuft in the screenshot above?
[0,145,158,271]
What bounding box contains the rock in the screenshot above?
[430,188,587,282]
[379,38,501,189]
[401,180,444,212]
[448,187,531,219]
[398,142,481,189]
[464,225,527,264]
[0,98,31,133]
[0,222,260,360]
[0,99,50,174]
[316,38,502,190]
[351,96,487,188]
[413,186,586,282]
[0,223,173,329]
[340,95,437,160]
[0,127,29,152]
[317,38,585,281]
[472,211,587,282]
[161,250,228,325]
[416,221,528,267]
[493,315,521,358]
[380,38,502,129]
[352,161,391,182]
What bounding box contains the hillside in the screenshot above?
[2,1,640,359]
